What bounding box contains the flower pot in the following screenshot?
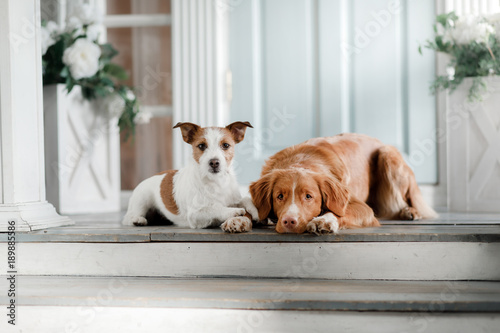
[447,76,500,212]
[43,84,121,214]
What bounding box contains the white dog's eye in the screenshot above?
[222,143,230,149]
[198,143,207,151]
[305,194,313,200]
[277,194,284,200]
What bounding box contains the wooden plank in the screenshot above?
[1,224,499,243]
[150,225,500,243]
[5,306,500,333]
[2,211,498,242]
[12,242,500,280]
[5,276,500,312]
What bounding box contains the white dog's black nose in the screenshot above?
[209,159,220,173]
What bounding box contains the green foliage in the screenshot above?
[421,12,499,101]
[42,21,139,138]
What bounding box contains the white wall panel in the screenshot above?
[230,0,438,185]
[172,0,229,169]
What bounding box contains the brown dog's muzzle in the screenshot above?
[275,215,308,234]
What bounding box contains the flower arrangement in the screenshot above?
[41,3,151,136]
[420,12,500,101]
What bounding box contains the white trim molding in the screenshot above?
[0,0,72,231]
[171,0,230,169]
[104,14,172,28]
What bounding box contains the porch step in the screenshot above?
[11,237,500,280]
[1,276,499,332]
[2,212,500,280]
[3,214,499,280]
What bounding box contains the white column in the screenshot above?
[171,0,230,169]
[0,0,73,231]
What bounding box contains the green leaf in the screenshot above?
[95,86,108,98]
[100,43,119,61]
[65,77,75,93]
[100,77,115,87]
[436,11,458,28]
[103,63,129,81]
[60,66,69,78]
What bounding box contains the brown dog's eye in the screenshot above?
[222,143,230,149]
[277,194,284,200]
[198,143,207,151]
[305,194,312,199]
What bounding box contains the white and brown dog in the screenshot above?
[122,121,258,233]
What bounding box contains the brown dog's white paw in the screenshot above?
[221,216,252,233]
[306,213,339,235]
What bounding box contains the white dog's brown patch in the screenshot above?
[159,170,179,214]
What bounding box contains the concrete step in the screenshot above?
[1,276,499,333]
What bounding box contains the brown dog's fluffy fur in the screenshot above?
[250,133,437,233]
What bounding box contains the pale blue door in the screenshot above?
[229,0,437,186]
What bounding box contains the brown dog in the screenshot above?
[249,133,437,234]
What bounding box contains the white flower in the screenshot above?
[134,111,153,124]
[62,38,101,80]
[102,93,125,118]
[446,66,455,80]
[69,3,103,25]
[85,24,103,42]
[487,13,500,39]
[41,27,56,55]
[65,16,84,36]
[45,21,59,34]
[447,15,494,45]
[125,89,136,101]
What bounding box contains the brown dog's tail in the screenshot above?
[407,177,439,219]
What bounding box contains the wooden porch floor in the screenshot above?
[4,211,500,243]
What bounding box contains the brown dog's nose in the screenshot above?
[282,216,297,229]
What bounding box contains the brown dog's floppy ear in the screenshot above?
[173,122,201,144]
[226,121,253,143]
[249,172,274,221]
[316,176,350,217]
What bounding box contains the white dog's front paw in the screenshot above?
[306,213,339,235]
[122,215,148,226]
[221,216,252,233]
[240,197,259,221]
[225,207,246,219]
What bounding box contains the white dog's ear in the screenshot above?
[226,121,253,143]
[173,122,201,144]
